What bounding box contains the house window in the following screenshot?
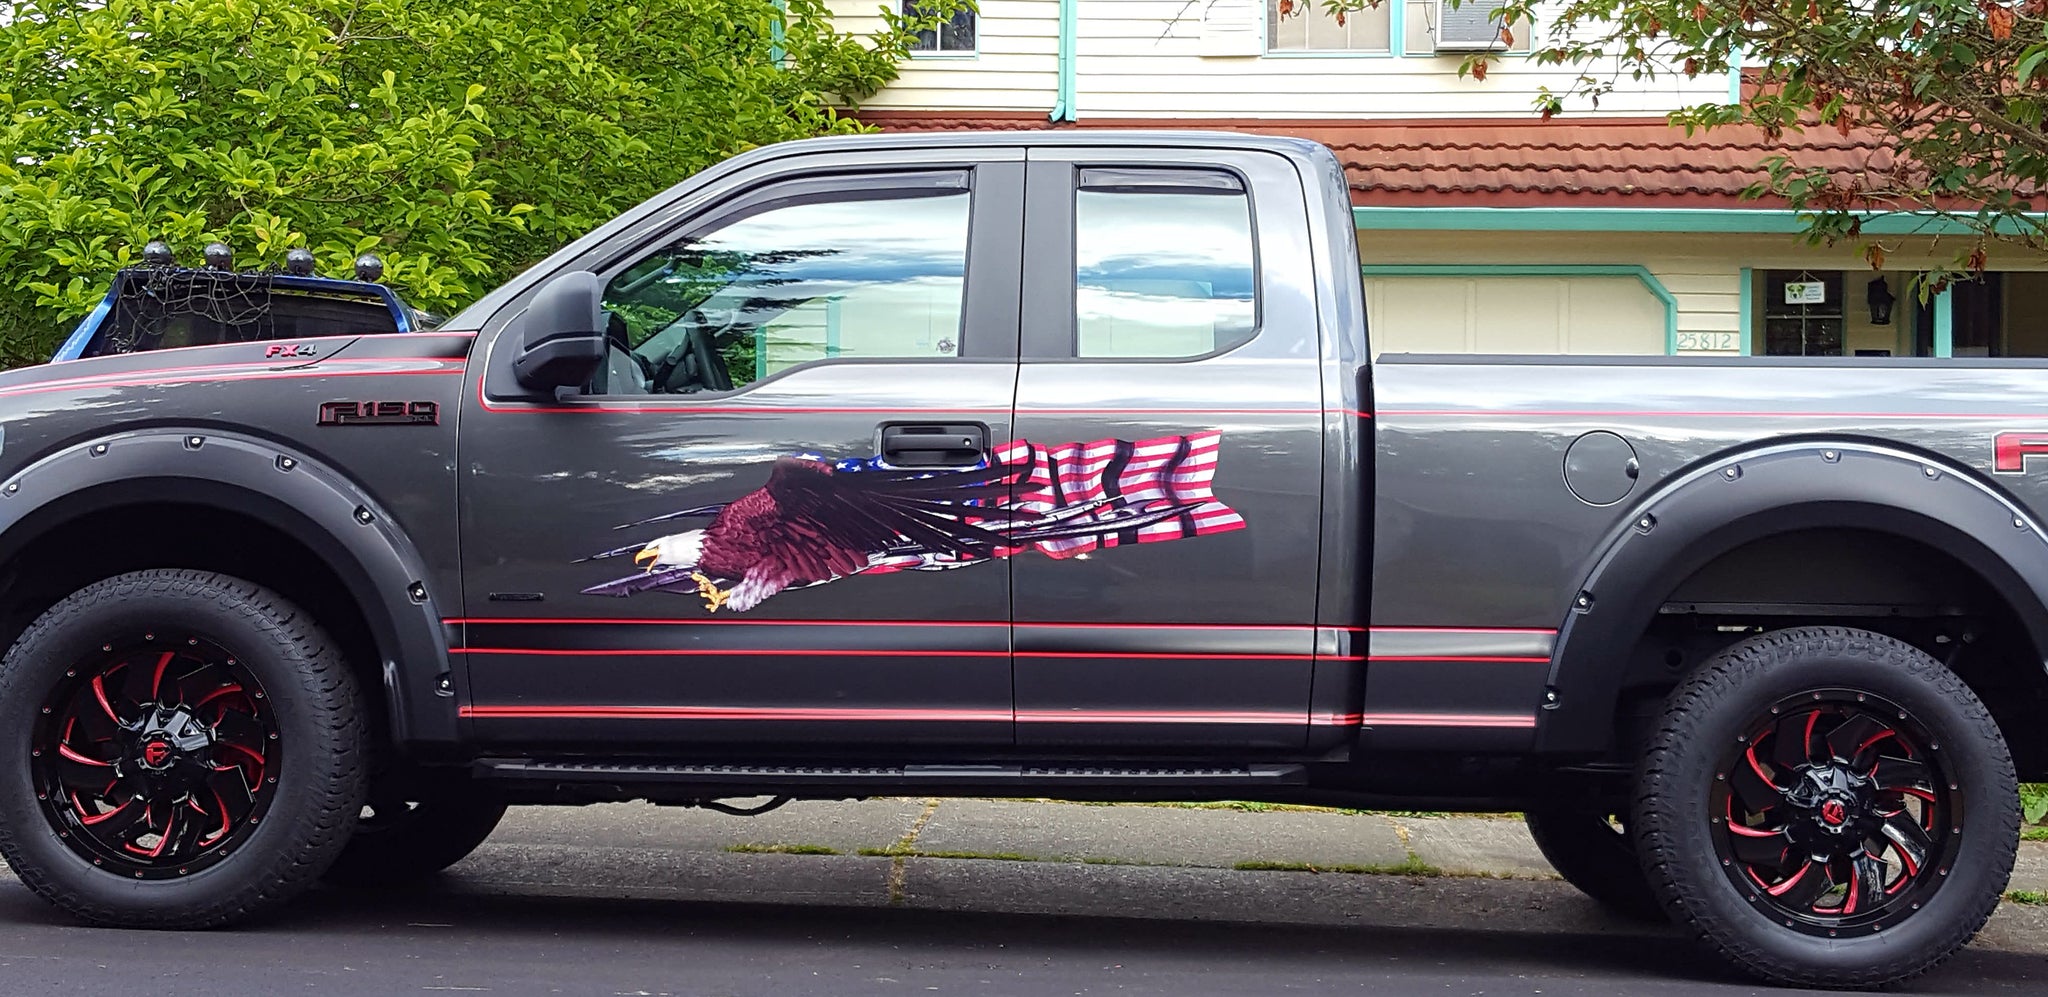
[906,1,976,54]
[1761,271,1845,356]
[1268,0,1391,53]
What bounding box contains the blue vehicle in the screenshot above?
[48,243,432,362]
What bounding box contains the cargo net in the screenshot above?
[94,267,280,356]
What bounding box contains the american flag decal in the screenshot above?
[998,433,1245,557]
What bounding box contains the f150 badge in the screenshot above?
[580,432,1246,614]
[317,401,439,426]
[1993,432,2048,474]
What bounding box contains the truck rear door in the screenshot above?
[1007,144,1328,750]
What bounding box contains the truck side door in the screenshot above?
[1007,145,1330,750]
[455,148,1024,749]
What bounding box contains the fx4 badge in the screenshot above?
[317,401,439,427]
[1992,432,2048,474]
[265,343,317,358]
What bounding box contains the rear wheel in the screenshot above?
[1636,626,2018,989]
[0,570,364,928]
[324,776,506,887]
[1524,803,1664,920]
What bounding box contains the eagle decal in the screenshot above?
[579,432,1246,613]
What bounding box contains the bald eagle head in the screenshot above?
[634,530,708,573]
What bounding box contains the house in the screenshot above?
[828,0,2048,358]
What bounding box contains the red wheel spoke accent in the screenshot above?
[1770,858,1836,909]
[1824,713,1885,764]
[1880,810,1934,869]
[56,743,112,768]
[123,809,176,859]
[1846,854,1887,915]
[148,651,175,702]
[194,684,245,713]
[209,709,264,746]
[198,787,234,846]
[90,673,122,724]
[217,740,266,774]
[87,796,152,838]
[1735,744,1786,807]
[1728,825,1793,866]
[1772,710,1821,772]
[208,759,258,803]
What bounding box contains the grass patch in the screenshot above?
[2007,890,2048,906]
[857,846,1040,862]
[1233,855,1445,877]
[2024,827,2048,843]
[724,843,840,856]
[1079,856,1150,866]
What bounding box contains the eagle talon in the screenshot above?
[691,572,732,613]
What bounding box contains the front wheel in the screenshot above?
[0,570,365,928]
[1635,626,2018,989]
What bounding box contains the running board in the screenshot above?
[474,758,1307,795]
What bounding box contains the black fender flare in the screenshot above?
[0,429,456,747]
[1537,440,2048,756]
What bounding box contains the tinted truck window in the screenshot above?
[1074,168,1256,359]
[601,180,971,394]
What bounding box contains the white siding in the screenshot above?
[829,0,1060,113]
[1077,1,1726,118]
[829,0,1730,118]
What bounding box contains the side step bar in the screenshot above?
[475,758,1307,795]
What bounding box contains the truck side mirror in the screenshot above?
[513,272,607,392]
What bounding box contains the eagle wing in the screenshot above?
[720,456,1027,581]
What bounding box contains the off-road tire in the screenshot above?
[0,570,365,928]
[1524,803,1665,920]
[1634,626,2018,989]
[324,778,507,888]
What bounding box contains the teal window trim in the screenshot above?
[1737,267,1753,356]
[1360,263,1679,355]
[1392,0,1405,58]
[770,0,785,65]
[1726,45,1743,105]
[1933,286,1954,358]
[1049,0,1077,122]
[1353,205,2048,235]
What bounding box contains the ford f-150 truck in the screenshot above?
[0,131,2037,990]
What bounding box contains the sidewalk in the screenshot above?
[483,797,2048,896]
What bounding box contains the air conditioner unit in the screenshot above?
[1434,0,1510,51]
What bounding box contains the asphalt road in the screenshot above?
[0,805,2043,996]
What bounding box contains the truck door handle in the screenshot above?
[880,423,989,468]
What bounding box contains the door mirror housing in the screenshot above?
[513,272,607,392]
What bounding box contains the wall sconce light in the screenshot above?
[1868,276,1896,325]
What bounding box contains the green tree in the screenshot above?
[0,0,952,366]
[1322,0,2048,290]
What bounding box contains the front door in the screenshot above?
[1007,147,1329,751]
[456,150,1025,749]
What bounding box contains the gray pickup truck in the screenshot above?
[0,131,2037,989]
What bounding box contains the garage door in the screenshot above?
[1364,275,1665,355]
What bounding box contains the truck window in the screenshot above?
[598,175,971,395]
[84,273,401,358]
[1073,167,1257,359]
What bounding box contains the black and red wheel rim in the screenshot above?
[1709,688,1960,937]
[29,633,279,879]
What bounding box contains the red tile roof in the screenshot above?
[854,111,1893,209]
